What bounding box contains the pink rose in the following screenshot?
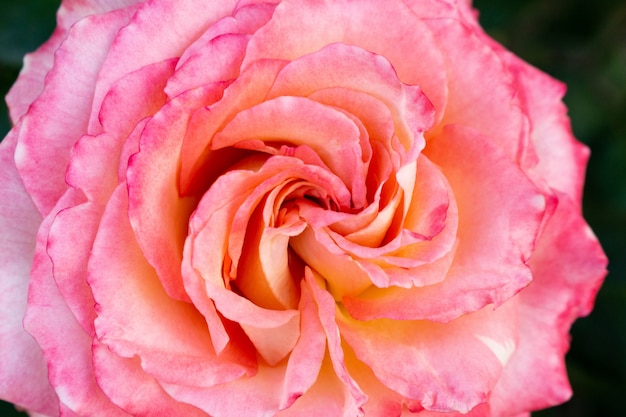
[0,0,607,416]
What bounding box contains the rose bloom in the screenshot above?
[0,0,608,416]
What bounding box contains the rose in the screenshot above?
[0,0,607,416]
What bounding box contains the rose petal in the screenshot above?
[90,184,253,388]
[489,193,607,414]
[6,0,142,122]
[92,340,209,417]
[243,0,447,119]
[24,199,128,416]
[346,124,545,321]
[339,300,518,413]
[305,269,368,415]
[423,17,527,162]
[267,43,434,156]
[127,85,225,302]
[508,56,590,204]
[178,59,287,195]
[212,96,367,206]
[14,6,139,216]
[0,129,57,416]
[90,0,240,127]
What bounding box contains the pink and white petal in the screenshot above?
[489,194,607,415]
[174,1,276,73]
[507,56,590,204]
[243,0,447,118]
[6,0,142,122]
[166,34,249,98]
[91,0,239,124]
[24,209,129,416]
[424,17,526,161]
[14,6,139,216]
[127,85,224,302]
[46,196,99,335]
[93,58,175,136]
[92,340,209,417]
[0,130,57,416]
[339,300,518,413]
[90,184,251,388]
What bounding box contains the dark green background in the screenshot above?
[0,0,624,415]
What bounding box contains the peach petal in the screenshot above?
[159,363,287,417]
[308,88,394,149]
[346,125,545,321]
[14,6,139,216]
[213,156,350,277]
[179,59,288,195]
[290,227,374,300]
[236,183,307,310]
[276,356,364,417]
[127,85,224,302]
[180,245,234,355]
[90,184,252,387]
[212,96,367,205]
[278,281,327,410]
[267,43,434,155]
[341,346,405,417]
[489,194,607,414]
[305,270,368,415]
[0,130,57,416]
[243,0,447,118]
[338,301,518,413]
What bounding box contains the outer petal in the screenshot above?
[508,56,590,204]
[0,129,57,416]
[24,196,129,416]
[6,0,142,122]
[45,59,176,334]
[422,17,527,162]
[14,6,140,216]
[490,194,607,414]
[90,0,239,128]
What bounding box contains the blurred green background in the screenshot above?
[0,0,624,416]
